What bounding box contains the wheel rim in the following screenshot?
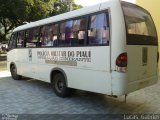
[55,79,64,93]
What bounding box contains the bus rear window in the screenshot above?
[121,2,158,45]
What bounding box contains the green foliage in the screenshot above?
[0,0,82,42]
[26,0,54,22]
[0,0,26,41]
[50,0,82,16]
[72,2,82,11]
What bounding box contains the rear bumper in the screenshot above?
[127,75,158,94]
[111,71,158,96]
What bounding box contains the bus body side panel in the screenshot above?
[7,49,37,79]
[126,46,158,93]
[8,46,112,95]
[64,47,111,94]
[65,68,111,94]
[35,46,112,95]
[101,0,128,95]
[7,50,16,71]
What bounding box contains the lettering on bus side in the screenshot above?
[37,50,91,66]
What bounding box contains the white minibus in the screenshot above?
[7,0,158,97]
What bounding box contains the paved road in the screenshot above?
[0,60,160,119]
[1,75,160,114]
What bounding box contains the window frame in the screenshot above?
[8,32,17,49]
[9,9,110,49]
[58,16,88,47]
[40,23,59,47]
[121,1,158,46]
[25,27,40,48]
[17,30,25,48]
[87,11,110,46]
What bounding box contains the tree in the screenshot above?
[27,0,55,22]
[0,0,54,42]
[0,0,81,42]
[0,0,24,41]
[49,0,82,16]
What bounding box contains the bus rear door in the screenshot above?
[122,2,158,93]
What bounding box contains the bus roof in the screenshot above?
[13,0,120,32]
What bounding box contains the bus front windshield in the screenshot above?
[121,2,158,45]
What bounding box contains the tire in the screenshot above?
[10,64,21,80]
[52,73,71,97]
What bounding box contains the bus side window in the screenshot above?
[59,21,73,47]
[26,27,40,48]
[52,24,58,47]
[17,31,25,48]
[40,24,58,47]
[71,18,86,46]
[88,12,110,45]
[9,33,17,48]
[59,18,86,47]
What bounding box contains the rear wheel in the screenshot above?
[52,73,71,97]
[10,64,21,80]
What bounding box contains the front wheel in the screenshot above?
[52,73,71,97]
[10,64,21,80]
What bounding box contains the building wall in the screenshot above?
[136,0,160,46]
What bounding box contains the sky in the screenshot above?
[75,0,136,6]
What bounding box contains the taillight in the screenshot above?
[116,52,127,72]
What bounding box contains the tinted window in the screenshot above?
[59,17,87,47]
[71,18,86,46]
[9,33,17,48]
[88,13,110,45]
[40,24,58,47]
[17,31,25,48]
[121,2,158,45]
[59,20,73,46]
[26,27,40,47]
[10,12,110,48]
